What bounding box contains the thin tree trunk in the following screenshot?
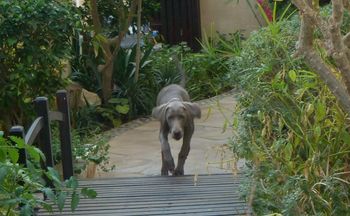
[89,0,113,103]
[135,0,142,82]
[89,0,138,103]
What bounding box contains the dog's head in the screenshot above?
[152,101,201,140]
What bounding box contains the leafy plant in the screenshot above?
[184,31,242,100]
[113,44,154,117]
[51,126,114,174]
[0,0,80,131]
[229,5,350,215]
[0,135,96,215]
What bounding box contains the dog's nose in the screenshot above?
[173,131,182,140]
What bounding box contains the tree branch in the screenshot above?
[343,0,350,11]
[99,0,138,74]
[293,0,350,115]
[328,0,350,94]
[305,49,350,114]
[343,32,350,48]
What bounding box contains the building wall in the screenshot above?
[200,0,265,37]
[75,0,84,7]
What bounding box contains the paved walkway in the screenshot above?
[95,91,243,178]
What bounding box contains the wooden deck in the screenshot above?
[39,174,250,216]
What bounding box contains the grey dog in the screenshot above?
[152,60,201,176]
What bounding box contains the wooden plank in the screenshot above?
[67,196,243,206]
[80,174,242,184]
[38,174,251,215]
[44,204,249,216]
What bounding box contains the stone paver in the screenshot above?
[95,91,243,178]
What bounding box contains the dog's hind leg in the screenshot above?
[159,130,175,176]
[174,127,194,176]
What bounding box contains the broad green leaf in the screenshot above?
[285,142,293,161]
[95,34,108,43]
[66,176,78,190]
[0,148,6,162]
[57,192,67,212]
[112,119,122,127]
[26,147,40,162]
[314,126,321,142]
[7,38,17,46]
[23,97,32,103]
[15,186,24,196]
[257,110,264,122]
[0,166,8,182]
[42,188,55,201]
[288,70,297,82]
[10,136,25,148]
[26,56,33,64]
[116,105,129,114]
[41,202,53,212]
[20,203,33,216]
[8,148,19,163]
[32,147,45,161]
[81,188,97,198]
[47,167,61,185]
[306,103,314,116]
[71,191,80,211]
[315,102,326,122]
[341,130,350,144]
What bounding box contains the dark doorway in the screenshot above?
[160,0,201,51]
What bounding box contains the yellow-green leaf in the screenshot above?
[288,70,297,82]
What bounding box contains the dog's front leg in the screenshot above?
[174,127,194,176]
[159,130,175,176]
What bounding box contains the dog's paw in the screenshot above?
[164,157,175,173]
[161,167,169,176]
[173,168,184,176]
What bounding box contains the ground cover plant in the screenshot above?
[0,135,96,215]
[230,2,350,215]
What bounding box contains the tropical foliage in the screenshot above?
[230,4,350,215]
[0,135,96,215]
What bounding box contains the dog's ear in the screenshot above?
[152,104,167,120]
[184,102,201,119]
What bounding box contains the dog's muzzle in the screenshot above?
[172,131,183,140]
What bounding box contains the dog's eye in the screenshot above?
[179,115,185,119]
[168,115,174,120]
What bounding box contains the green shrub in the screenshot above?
[184,32,242,100]
[230,7,350,215]
[51,126,114,174]
[0,0,80,131]
[0,135,96,215]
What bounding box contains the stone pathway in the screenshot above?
[95,90,244,178]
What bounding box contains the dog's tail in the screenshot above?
[172,54,186,88]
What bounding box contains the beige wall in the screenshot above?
[200,0,265,37]
[75,0,84,7]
